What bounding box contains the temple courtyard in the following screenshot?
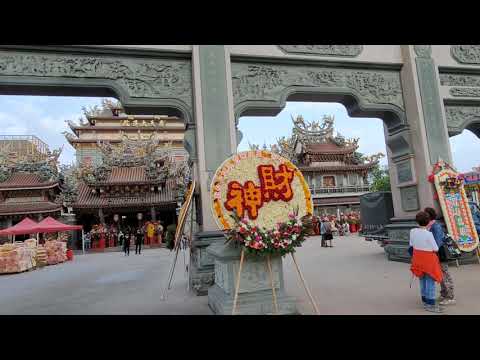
[1,234,480,315]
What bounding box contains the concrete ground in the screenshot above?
[0,234,479,315]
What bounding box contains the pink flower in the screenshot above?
[288,213,296,220]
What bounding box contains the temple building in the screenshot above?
[64,105,187,167]
[62,104,191,249]
[0,135,64,239]
[270,115,382,216]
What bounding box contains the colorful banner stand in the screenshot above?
[433,161,479,252]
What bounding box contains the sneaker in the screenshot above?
[439,298,456,306]
[424,304,444,313]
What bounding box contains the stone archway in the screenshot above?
[231,60,417,221]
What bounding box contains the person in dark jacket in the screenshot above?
[123,232,130,256]
[424,207,456,306]
[135,228,143,255]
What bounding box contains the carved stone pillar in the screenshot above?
[189,45,237,295]
[383,45,455,262]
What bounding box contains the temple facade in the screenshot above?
[62,106,191,250]
[0,135,64,240]
[64,106,187,167]
[271,115,382,216]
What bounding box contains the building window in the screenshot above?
[323,176,336,187]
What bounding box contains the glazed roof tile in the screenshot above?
[305,143,357,155]
[73,179,177,209]
[0,173,59,190]
[299,163,376,172]
[0,201,62,215]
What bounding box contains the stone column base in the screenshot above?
[189,231,224,296]
[384,217,416,263]
[207,241,298,315]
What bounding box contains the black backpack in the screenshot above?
[438,234,462,262]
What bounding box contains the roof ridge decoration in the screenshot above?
[292,114,359,148]
[0,144,61,183]
[77,133,191,193]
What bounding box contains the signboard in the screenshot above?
[434,163,479,252]
[174,180,195,248]
[210,150,313,230]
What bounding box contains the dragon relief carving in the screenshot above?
[231,63,404,111]
[278,45,363,57]
[0,51,192,104]
[451,46,480,64]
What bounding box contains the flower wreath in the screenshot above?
[224,207,313,257]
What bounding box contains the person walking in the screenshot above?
[320,217,333,247]
[123,231,130,256]
[424,207,456,306]
[135,228,143,255]
[409,211,444,313]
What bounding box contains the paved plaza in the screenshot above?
[1,234,480,315]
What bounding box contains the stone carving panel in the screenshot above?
[230,256,282,294]
[414,45,432,58]
[232,62,405,113]
[396,160,413,184]
[278,45,363,57]
[0,51,192,108]
[451,46,480,64]
[400,186,419,212]
[439,73,480,87]
[444,105,480,135]
[449,88,480,97]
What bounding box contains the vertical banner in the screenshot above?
[434,161,479,252]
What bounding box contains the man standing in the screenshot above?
[135,228,143,255]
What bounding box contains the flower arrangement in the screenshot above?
[225,208,312,257]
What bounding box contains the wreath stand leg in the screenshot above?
[160,242,181,301]
[232,248,245,315]
[266,255,279,315]
[291,252,320,315]
[476,247,480,265]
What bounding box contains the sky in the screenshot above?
[0,96,478,173]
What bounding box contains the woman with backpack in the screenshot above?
[424,207,456,306]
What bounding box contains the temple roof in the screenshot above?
[73,179,177,209]
[313,196,361,206]
[92,166,160,186]
[0,172,59,190]
[298,163,376,172]
[304,142,358,155]
[0,201,62,216]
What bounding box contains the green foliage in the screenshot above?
[369,164,391,192]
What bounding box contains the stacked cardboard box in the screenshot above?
[0,243,35,274]
[45,240,67,265]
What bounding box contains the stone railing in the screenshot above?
[309,185,370,195]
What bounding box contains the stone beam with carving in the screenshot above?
[444,105,480,137]
[0,50,193,117]
[451,46,480,65]
[232,62,406,134]
[278,45,363,57]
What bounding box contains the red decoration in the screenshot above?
[427,174,435,183]
[224,164,296,221]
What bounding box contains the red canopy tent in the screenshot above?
[0,217,39,236]
[34,217,82,233]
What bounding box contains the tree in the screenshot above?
[369,164,391,192]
